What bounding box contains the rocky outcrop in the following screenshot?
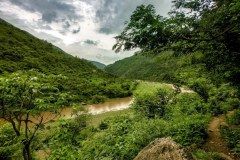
[134,137,188,160]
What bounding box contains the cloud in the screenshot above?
[83,40,99,46]
[61,42,135,65]
[0,0,172,64]
[72,27,81,34]
[9,0,78,23]
[95,0,172,34]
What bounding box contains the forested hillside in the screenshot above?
[106,51,209,84]
[0,19,101,76]
[90,61,106,69]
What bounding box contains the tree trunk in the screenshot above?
[9,119,20,136]
[22,140,31,160]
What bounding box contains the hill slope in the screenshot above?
[90,61,106,69]
[0,19,104,78]
[106,51,212,85]
[0,19,135,103]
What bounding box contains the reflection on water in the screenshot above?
[62,97,133,119]
[88,97,133,115]
[0,97,133,124]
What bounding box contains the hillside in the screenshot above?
[90,61,106,69]
[106,51,212,85]
[0,19,135,103]
[0,19,103,77]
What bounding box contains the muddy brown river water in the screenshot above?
[0,97,133,125]
[60,97,133,119]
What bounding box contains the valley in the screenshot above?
[1,0,240,160]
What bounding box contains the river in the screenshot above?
[59,97,133,119]
[0,97,133,125]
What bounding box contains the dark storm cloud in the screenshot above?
[9,0,80,23]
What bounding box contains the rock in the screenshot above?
[134,137,188,160]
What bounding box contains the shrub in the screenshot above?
[133,88,171,118]
[167,93,208,117]
[170,115,209,146]
[189,79,209,102]
[208,99,225,116]
[227,110,240,125]
[192,150,225,160]
[220,125,240,154]
[99,121,108,130]
[91,95,107,104]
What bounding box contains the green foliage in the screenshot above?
[0,124,22,160]
[113,5,169,52]
[167,93,208,118]
[133,87,173,118]
[220,125,240,155]
[192,150,225,160]
[227,110,240,125]
[112,0,240,85]
[0,70,69,115]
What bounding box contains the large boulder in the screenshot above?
[134,137,188,160]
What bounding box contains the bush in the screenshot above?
[208,99,225,116]
[99,121,108,130]
[133,88,171,118]
[220,125,240,154]
[91,95,107,104]
[170,115,209,146]
[227,110,240,125]
[192,150,225,160]
[189,79,209,102]
[167,93,208,118]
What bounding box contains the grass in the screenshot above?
[89,109,134,127]
[133,81,174,96]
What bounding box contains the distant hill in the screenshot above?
[90,61,106,69]
[105,51,212,85]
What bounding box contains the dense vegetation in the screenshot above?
[0,82,210,159]
[90,61,106,70]
[111,0,240,86]
[106,0,240,158]
[0,18,135,160]
[1,0,240,159]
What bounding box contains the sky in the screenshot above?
[0,0,172,65]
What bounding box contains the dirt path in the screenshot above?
[204,112,236,160]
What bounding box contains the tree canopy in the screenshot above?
[113,0,240,84]
[0,70,70,159]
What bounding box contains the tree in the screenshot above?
[113,0,240,85]
[113,5,171,52]
[0,70,70,160]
